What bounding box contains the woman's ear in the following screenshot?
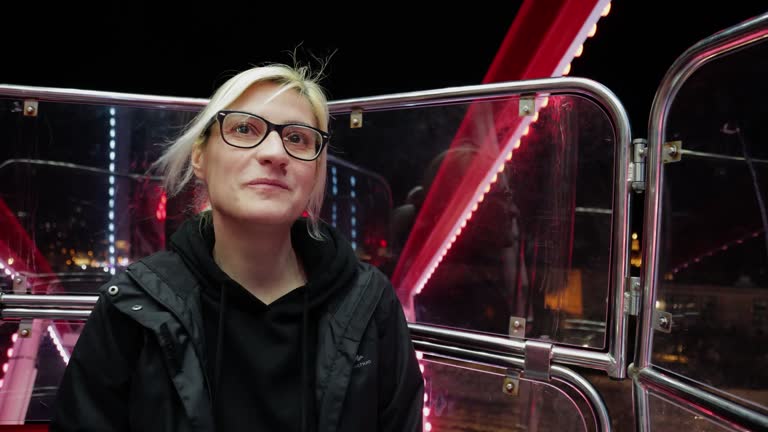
[192,144,206,182]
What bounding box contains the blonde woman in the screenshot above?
[52,64,424,432]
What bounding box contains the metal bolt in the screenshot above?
[351,118,360,126]
[14,277,23,285]
[522,105,530,114]
[505,382,514,391]
[667,145,678,157]
[26,105,35,114]
[131,305,143,311]
[513,320,521,329]
[659,316,670,329]
[20,329,30,337]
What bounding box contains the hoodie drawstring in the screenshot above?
[301,284,309,432]
[213,284,228,429]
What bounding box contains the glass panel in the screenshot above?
[0,87,620,423]
[585,370,635,430]
[0,90,618,348]
[0,320,83,423]
[330,94,616,348]
[0,320,600,425]
[0,100,393,297]
[422,358,591,431]
[0,100,198,295]
[654,39,768,410]
[648,390,734,432]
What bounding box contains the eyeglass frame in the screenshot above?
[204,110,330,161]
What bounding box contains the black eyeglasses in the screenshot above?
[211,110,329,161]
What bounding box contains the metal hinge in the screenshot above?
[624,276,642,316]
[630,138,647,192]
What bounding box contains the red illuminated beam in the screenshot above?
[392,0,612,318]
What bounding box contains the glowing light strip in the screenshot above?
[0,258,19,281]
[412,115,536,295]
[350,175,357,250]
[331,166,338,228]
[410,2,612,299]
[414,5,612,429]
[47,325,70,364]
[108,107,117,275]
[557,0,612,76]
[416,351,431,431]
[0,333,18,389]
[671,230,764,275]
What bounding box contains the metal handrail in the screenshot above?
[415,339,611,432]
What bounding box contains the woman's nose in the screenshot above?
[255,131,290,165]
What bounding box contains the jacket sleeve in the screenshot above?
[50,287,143,432]
[378,286,424,432]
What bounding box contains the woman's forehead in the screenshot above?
[229,83,316,125]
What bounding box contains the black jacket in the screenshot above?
[51,238,424,431]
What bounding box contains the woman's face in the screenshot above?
[192,82,319,226]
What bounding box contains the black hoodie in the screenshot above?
[169,214,357,432]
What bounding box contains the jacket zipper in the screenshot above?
[125,268,215,408]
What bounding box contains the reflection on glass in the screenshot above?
[654,39,768,410]
[0,320,84,423]
[648,391,733,432]
[0,91,617,349]
[0,100,199,295]
[331,95,615,348]
[422,359,589,431]
[0,88,619,424]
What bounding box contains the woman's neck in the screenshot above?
[210,211,306,304]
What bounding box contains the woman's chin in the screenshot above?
[218,205,301,226]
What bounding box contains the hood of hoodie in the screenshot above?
[168,213,358,314]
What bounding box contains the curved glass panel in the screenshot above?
[0,83,623,424]
[648,390,735,431]
[0,100,197,295]
[329,94,617,348]
[653,38,768,410]
[422,358,592,431]
[0,89,619,349]
[0,99,391,297]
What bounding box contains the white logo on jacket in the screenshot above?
[353,355,372,369]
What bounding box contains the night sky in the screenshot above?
[1,2,765,132]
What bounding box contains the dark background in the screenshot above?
[1,2,765,133]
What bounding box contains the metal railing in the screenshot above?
[0,293,611,431]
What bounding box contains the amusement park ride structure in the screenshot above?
[0,1,767,430]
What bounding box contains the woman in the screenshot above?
[51,63,424,431]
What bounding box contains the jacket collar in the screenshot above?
[126,252,207,363]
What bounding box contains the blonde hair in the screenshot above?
[153,63,330,240]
